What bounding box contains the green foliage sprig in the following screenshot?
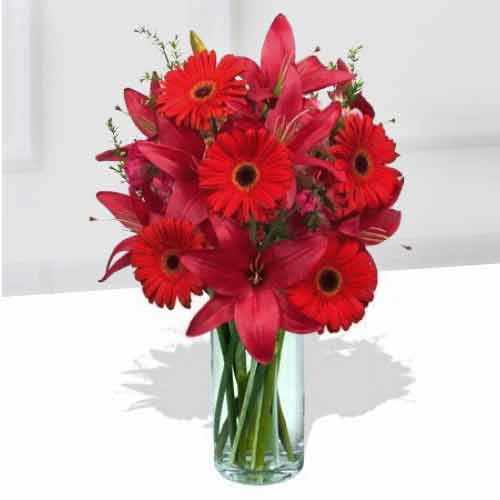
[134,26,183,70]
[105,118,126,180]
[347,44,363,72]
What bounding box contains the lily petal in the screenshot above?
[266,65,303,135]
[182,250,251,297]
[261,14,296,88]
[234,289,280,365]
[338,209,402,245]
[352,93,375,118]
[263,234,327,290]
[297,55,353,94]
[124,88,157,137]
[98,249,133,282]
[157,116,205,159]
[288,101,341,157]
[186,295,235,337]
[209,216,253,256]
[96,191,144,232]
[99,236,137,283]
[138,143,196,182]
[166,180,208,225]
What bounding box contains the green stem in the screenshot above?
[213,328,237,444]
[252,330,286,470]
[278,396,296,461]
[250,383,265,469]
[229,360,264,464]
[230,322,247,406]
[215,418,230,459]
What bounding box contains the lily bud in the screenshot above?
[189,30,206,54]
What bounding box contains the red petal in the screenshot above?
[234,289,280,364]
[181,250,251,297]
[157,116,205,159]
[138,143,195,182]
[96,142,133,162]
[337,216,361,239]
[209,216,253,255]
[288,101,341,157]
[98,250,132,282]
[124,88,157,137]
[236,56,272,101]
[96,149,122,162]
[266,65,303,133]
[284,176,297,209]
[338,209,402,245]
[129,191,150,226]
[352,93,375,118]
[96,191,144,232]
[99,235,138,282]
[261,14,296,87]
[262,234,327,289]
[295,155,347,182]
[296,56,353,93]
[276,292,321,333]
[186,295,235,337]
[359,209,402,245]
[166,180,207,225]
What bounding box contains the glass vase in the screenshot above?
[211,324,304,485]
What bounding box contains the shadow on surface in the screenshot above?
[123,335,414,443]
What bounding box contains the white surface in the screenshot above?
[1,264,499,499]
[3,1,500,295]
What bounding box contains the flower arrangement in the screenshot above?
[95,13,403,484]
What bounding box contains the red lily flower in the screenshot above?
[263,66,344,205]
[337,208,402,245]
[138,138,207,225]
[240,14,353,102]
[181,218,326,364]
[96,81,205,182]
[96,191,160,282]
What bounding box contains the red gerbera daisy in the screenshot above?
[287,233,377,332]
[131,218,206,309]
[330,114,402,217]
[156,50,247,130]
[198,128,294,222]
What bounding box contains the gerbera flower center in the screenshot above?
[317,267,342,295]
[232,163,260,190]
[163,253,181,274]
[353,151,372,177]
[191,81,216,101]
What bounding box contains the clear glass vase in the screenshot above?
[211,324,304,485]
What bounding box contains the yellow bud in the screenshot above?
[189,30,207,54]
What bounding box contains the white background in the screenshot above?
[1,264,499,498]
[2,0,500,295]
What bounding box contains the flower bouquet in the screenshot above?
[95,13,403,485]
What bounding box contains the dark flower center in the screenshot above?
[354,153,370,176]
[165,254,180,271]
[234,163,258,188]
[193,84,214,99]
[318,268,341,294]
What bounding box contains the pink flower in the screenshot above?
[296,190,320,215]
